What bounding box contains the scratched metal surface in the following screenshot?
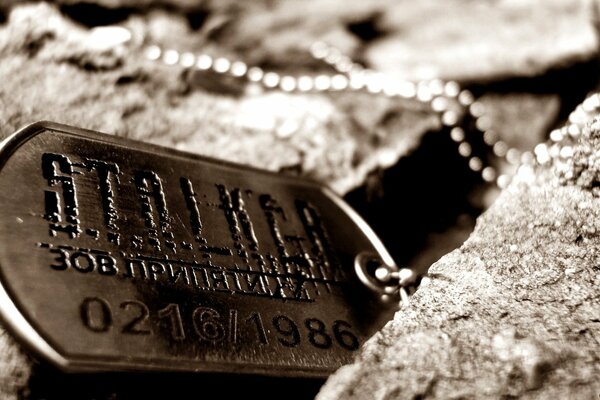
[0,122,396,377]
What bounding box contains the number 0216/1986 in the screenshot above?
[80,297,361,351]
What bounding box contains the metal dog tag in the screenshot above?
[0,121,396,377]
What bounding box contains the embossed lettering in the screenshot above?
[134,170,175,252]
[229,309,238,344]
[240,273,267,295]
[217,185,263,270]
[120,301,152,335]
[49,248,69,270]
[96,254,118,275]
[259,195,312,276]
[305,318,332,349]
[77,298,361,350]
[246,312,268,344]
[38,154,345,302]
[180,177,232,256]
[70,251,95,273]
[193,307,225,342]
[147,261,165,281]
[272,315,300,347]
[167,263,191,285]
[158,303,185,340]
[124,259,146,279]
[209,270,228,290]
[81,297,112,332]
[84,159,121,244]
[42,153,81,238]
[297,200,342,282]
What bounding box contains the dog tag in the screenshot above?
[0,121,396,377]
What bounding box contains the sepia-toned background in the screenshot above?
[0,0,599,398]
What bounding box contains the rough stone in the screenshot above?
[557,118,600,195]
[0,3,566,194]
[318,128,600,398]
[478,93,560,152]
[206,0,599,83]
[366,0,599,82]
[0,331,30,400]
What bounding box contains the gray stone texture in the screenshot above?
[318,128,600,398]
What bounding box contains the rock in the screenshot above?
[0,331,31,400]
[366,0,599,82]
[318,128,600,398]
[478,93,560,152]
[0,0,201,10]
[0,3,564,195]
[557,118,600,195]
[196,0,599,83]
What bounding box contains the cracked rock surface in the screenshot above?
[318,125,600,398]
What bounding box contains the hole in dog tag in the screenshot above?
[0,121,396,377]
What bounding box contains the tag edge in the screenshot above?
[0,121,390,375]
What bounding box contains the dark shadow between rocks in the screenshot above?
[185,9,209,31]
[346,14,387,42]
[59,3,137,28]
[344,57,600,276]
[469,57,600,122]
[58,1,210,32]
[344,127,481,276]
[25,363,324,400]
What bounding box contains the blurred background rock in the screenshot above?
[0,0,598,398]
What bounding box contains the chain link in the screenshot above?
[139,39,599,306]
[142,42,534,189]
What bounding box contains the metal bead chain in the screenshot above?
[143,43,422,305]
[310,42,598,174]
[141,41,600,305]
[143,42,529,189]
[308,42,531,189]
[542,93,600,162]
[90,28,598,305]
[308,43,600,179]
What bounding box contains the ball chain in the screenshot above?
[142,42,536,190]
[140,40,598,305]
